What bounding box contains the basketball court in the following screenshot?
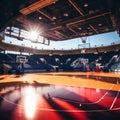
[0,72,120,120]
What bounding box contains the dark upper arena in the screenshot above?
[0,0,120,40]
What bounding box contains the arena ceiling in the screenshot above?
[0,0,120,41]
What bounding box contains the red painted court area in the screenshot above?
[0,72,120,120]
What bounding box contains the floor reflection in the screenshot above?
[0,82,120,120]
[24,86,37,118]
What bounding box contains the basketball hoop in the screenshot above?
[16,55,27,63]
[80,36,87,53]
[78,36,90,50]
[80,36,87,43]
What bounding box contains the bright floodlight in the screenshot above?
[28,30,39,41]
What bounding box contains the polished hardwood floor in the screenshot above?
[0,72,120,120]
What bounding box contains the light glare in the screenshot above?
[28,31,39,41]
[24,86,37,118]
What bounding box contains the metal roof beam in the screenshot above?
[19,0,58,15]
[68,0,84,16]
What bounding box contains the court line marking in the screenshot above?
[0,84,119,113]
[1,94,120,113]
[0,96,120,113]
[110,88,120,109]
[0,84,114,107]
[53,84,115,105]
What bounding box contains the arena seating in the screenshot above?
[0,50,120,74]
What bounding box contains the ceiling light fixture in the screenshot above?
[84,3,88,7]
[52,16,56,20]
[64,13,69,17]
[98,23,102,26]
[38,16,42,20]
[78,27,82,30]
